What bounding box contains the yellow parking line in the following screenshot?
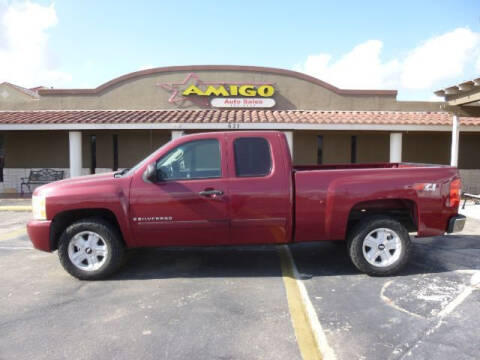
[278,245,325,360]
[0,228,27,241]
[0,205,32,211]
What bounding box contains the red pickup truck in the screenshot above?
[27,131,465,280]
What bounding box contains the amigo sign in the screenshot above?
[182,84,275,97]
[158,73,277,108]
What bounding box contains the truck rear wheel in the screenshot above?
[58,218,125,280]
[347,216,411,276]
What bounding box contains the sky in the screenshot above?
[0,0,480,101]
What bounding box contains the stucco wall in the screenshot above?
[0,130,171,170]
[82,132,113,169]
[0,67,443,112]
[81,130,171,169]
[293,131,317,165]
[323,133,351,164]
[293,131,390,165]
[400,132,479,169]
[117,130,170,168]
[403,132,451,165]
[2,131,69,168]
[0,128,478,176]
[459,170,480,194]
[294,131,351,165]
[0,83,37,107]
[356,133,390,163]
[459,133,480,169]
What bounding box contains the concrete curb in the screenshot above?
[0,206,32,212]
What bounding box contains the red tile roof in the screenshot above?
[0,109,478,126]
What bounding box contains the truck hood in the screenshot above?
[34,172,117,197]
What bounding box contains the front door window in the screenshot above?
[156,139,221,180]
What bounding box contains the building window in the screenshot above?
[351,135,357,163]
[90,135,96,174]
[234,137,272,177]
[317,136,323,165]
[113,134,118,171]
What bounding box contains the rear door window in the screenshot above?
[234,137,272,177]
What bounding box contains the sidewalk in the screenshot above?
[459,201,480,221]
[0,196,32,211]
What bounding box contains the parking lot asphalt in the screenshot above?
[0,210,479,360]
[0,212,300,360]
[290,218,480,360]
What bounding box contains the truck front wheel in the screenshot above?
[58,218,125,280]
[347,216,411,276]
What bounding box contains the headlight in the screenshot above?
[32,195,46,220]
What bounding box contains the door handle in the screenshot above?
[199,189,224,197]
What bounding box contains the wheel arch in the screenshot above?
[346,198,418,237]
[50,208,125,251]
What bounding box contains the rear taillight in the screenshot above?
[448,178,461,208]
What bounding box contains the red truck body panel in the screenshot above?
[224,132,293,245]
[129,132,231,247]
[294,165,458,242]
[27,131,461,252]
[27,220,51,251]
[34,172,134,247]
[129,131,293,246]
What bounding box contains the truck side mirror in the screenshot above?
[143,163,158,183]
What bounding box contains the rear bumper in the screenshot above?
[27,220,52,252]
[447,214,466,233]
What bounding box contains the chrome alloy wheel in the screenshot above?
[362,228,402,267]
[67,231,109,271]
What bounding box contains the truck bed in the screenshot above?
[293,162,459,243]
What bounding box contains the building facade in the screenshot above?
[0,65,479,193]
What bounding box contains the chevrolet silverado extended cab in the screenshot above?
[27,131,465,280]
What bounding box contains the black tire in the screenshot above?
[58,218,125,280]
[347,216,411,276]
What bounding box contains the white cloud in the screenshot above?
[295,40,401,89]
[402,28,480,89]
[0,1,71,88]
[295,28,480,100]
[471,42,480,77]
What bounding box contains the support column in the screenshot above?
[283,131,294,159]
[389,132,402,163]
[450,115,460,167]
[171,130,185,140]
[69,131,82,178]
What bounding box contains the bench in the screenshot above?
[20,168,64,195]
[462,193,480,209]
